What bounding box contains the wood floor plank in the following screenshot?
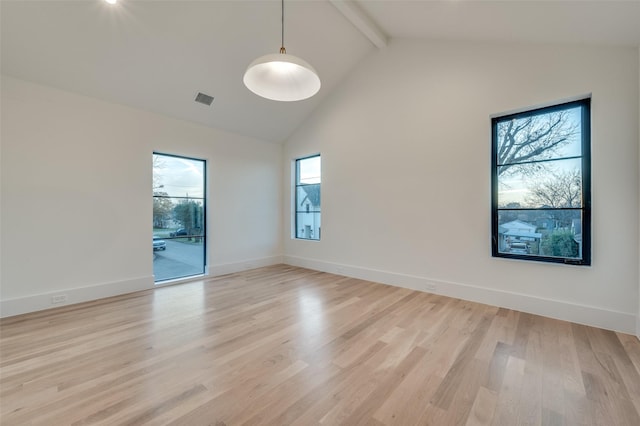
[491,355,526,426]
[540,318,566,422]
[1,264,639,425]
[465,386,498,426]
[430,306,495,411]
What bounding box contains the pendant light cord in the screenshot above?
[280,0,286,54]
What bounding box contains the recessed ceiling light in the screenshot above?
[105,0,117,5]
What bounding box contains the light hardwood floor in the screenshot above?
[2,265,640,425]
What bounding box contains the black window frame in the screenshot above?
[153,152,207,282]
[294,154,321,241]
[491,98,591,265]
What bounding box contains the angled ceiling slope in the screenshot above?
[2,1,639,143]
[0,0,374,143]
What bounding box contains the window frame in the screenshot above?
[153,152,207,282]
[294,153,321,241]
[491,98,591,265]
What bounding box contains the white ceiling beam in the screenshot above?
[329,0,388,49]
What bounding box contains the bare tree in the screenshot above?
[153,192,174,228]
[152,154,166,191]
[497,111,579,177]
[525,169,582,208]
[152,155,172,228]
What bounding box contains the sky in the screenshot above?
[497,106,583,207]
[298,155,321,184]
[153,154,205,198]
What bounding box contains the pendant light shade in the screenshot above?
[243,51,321,102]
[243,0,320,102]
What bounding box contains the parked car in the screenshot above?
[169,228,188,237]
[509,242,528,254]
[153,236,166,251]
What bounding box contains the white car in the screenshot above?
[153,236,166,251]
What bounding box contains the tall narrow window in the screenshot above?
[295,154,321,240]
[492,98,591,265]
[153,153,206,282]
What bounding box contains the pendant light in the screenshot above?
[243,0,321,102]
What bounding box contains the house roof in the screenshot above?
[500,220,537,231]
[300,185,321,207]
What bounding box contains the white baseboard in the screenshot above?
[4,256,633,336]
[284,255,636,334]
[208,255,284,277]
[0,275,154,318]
[636,316,640,340]
[0,256,284,319]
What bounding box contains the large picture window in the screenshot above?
[491,98,591,265]
[295,154,321,240]
[153,153,206,282]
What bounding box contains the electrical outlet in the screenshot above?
[51,294,68,304]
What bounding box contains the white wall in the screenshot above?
[0,75,282,317]
[637,46,640,339]
[284,39,640,334]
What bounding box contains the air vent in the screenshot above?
[194,92,214,106]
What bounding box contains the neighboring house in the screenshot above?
[498,220,542,254]
[298,185,321,239]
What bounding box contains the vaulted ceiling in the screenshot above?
[2,1,639,143]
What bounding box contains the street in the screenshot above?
[153,239,205,282]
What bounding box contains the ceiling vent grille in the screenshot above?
[195,92,214,106]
